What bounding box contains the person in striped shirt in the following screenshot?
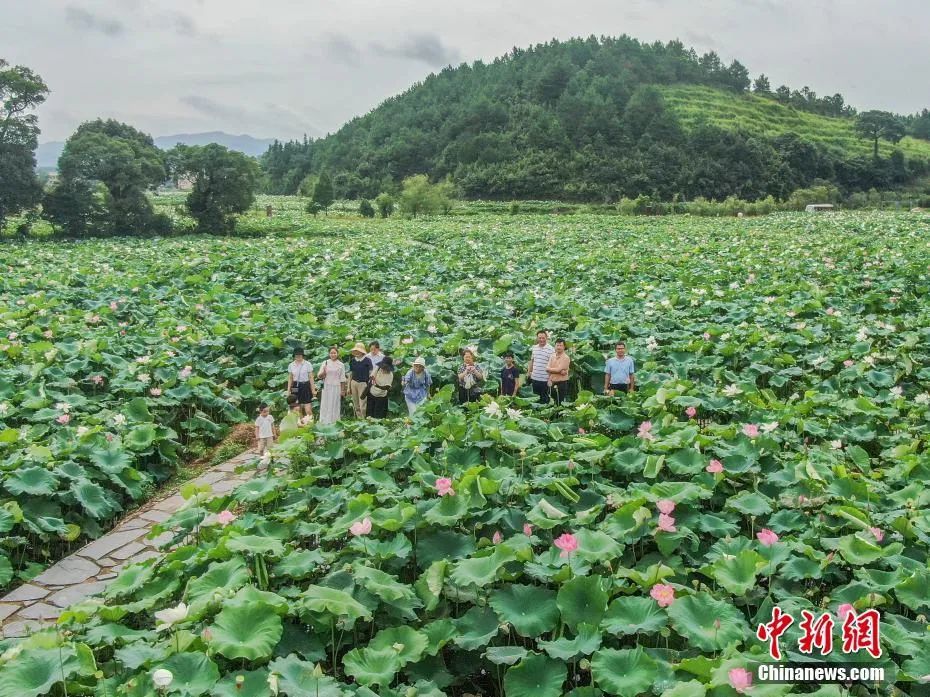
[527,330,555,404]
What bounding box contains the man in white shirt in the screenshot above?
[526,330,555,404]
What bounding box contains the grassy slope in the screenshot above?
[661,84,930,159]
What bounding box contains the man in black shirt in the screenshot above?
[348,342,373,418]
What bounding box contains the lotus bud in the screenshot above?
[714,619,721,629]
[94,671,104,680]
[578,658,591,671]
[152,669,174,689]
[500,622,511,634]
[392,643,405,653]
[312,664,325,677]
[916,614,926,624]
[660,627,671,638]
[267,673,279,695]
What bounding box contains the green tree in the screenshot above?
[855,110,906,158]
[0,59,49,228]
[310,171,334,214]
[374,192,394,218]
[172,144,260,233]
[752,74,771,94]
[397,174,456,217]
[358,198,375,218]
[54,119,167,235]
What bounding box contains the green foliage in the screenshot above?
[358,198,375,218]
[398,175,455,217]
[257,37,930,203]
[172,143,260,234]
[856,110,907,158]
[0,59,49,228]
[311,171,335,214]
[374,192,394,218]
[51,119,168,236]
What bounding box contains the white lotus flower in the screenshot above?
[856,327,869,342]
[76,426,89,437]
[723,384,742,397]
[268,673,279,695]
[811,356,826,367]
[0,402,8,415]
[915,393,930,405]
[484,401,502,417]
[260,452,272,466]
[830,440,843,450]
[44,349,57,362]
[137,373,151,384]
[761,421,779,433]
[863,355,876,366]
[427,324,437,334]
[152,669,173,688]
[154,602,188,631]
[506,408,522,419]
[55,402,71,413]
[890,386,903,397]
[136,355,151,364]
[111,414,127,426]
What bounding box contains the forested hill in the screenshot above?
[261,35,930,202]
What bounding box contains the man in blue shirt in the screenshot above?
[604,342,635,395]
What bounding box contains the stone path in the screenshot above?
[0,449,262,638]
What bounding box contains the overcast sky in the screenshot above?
[4,0,929,142]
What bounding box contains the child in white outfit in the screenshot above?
[254,403,275,454]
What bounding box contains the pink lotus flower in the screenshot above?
[109,301,118,310]
[685,406,697,418]
[435,477,455,497]
[577,427,586,435]
[179,366,193,380]
[350,517,372,536]
[150,388,162,396]
[567,460,575,471]
[56,413,71,425]
[492,531,503,544]
[838,603,855,620]
[706,459,724,473]
[657,499,676,515]
[650,584,675,607]
[638,421,655,441]
[657,513,677,533]
[757,528,779,546]
[826,307,835,316]
[217,510,236,526]
[728,667,752,694]
[554,532,578,558]
[523,523,533,536]
[869,527,884,543]
[844,359,855,368]
[91,375,105,385]
[742,423,759,438]
[702,332,711,341]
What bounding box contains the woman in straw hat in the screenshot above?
[402,356,432,416]
[456,347,485,404]
[347,342,373,418]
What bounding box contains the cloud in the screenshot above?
[371,33,461,66]
[323,33,362,66]
[64,5,125,36]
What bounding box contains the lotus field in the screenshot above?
[2,210,930,695]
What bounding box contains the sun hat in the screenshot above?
[380,355,395,371]
[413,356,426,367]
[350,342,366,356]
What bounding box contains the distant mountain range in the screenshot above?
[36,131,276,169]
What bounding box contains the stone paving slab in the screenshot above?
[0,448,262,637]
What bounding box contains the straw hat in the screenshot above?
[413,356,426,367]
[350,342,367,356]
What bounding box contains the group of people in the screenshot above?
[255,333,636,446]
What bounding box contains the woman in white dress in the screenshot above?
[317,346,347,425]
